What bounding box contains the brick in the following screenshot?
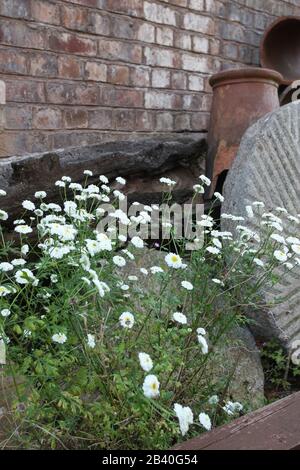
[182,53,211,73]
[5,105,32,129]
[0,49,27,75]
[106,0,143,17]
[49,32,97,56]
[108,65,130,85]
[191,112,209,131]
[144,47,180,68]
[0,81,6,105]
[156,112,173,131]
[64,109,88,129]
[175,32,192,50]
[144,2,177,26]
[135,110,154,131]
[210,38,220,55]
[145,91,181,110]
[31,0,60,25]
[89,12,111,36]
[67,0,100,6]
[112,109,136,131]
[239,45,253,64]
[111,16,135,40]
[85,61,107,82]
[33,107,62,129]
[61,5,89,31]
[46,83,98,105]
[88,109,112,129]
[98,39,142,64]
[137,23,155,43]
[58,56,83,79]
[0,20,46,50]
[156,27,174,47]
[6,80,45,103]
[183,93,205,111]
[130,67,150,88]
[164,0,187,6]
[193,36,209,53]
[183,13,214,34]
[0,0,31,19]
[189,0,204,10]
[223,43,238,60]
[221,22,245,42]
[188,75,204,91]
[30,53,57,77]
[171,71,187,90]
[174,113,190,131]
[100,87,143,108]
[152,70,170,89]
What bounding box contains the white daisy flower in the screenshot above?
[113,256,126,267]
[0,262,13,272]
[0,286,11,297]
[84,170,93,176]
[52,333,67,344]
[223,401,243,416]
[1,309,11,317]
[15,268,37,285]
[99,175,109,184]
[286,236,300,245]
[131,236,144,248]
[87,334,96,349]
[138,352,153,372]
[197,327,206,336]
[140,268,148,275]
[0,189,7,196]
[172,312,188,325]
[245,205,254,218]
[34,191,47,199]
[181,281,193,291]
[253,258,264,267]
[159,177,176,187]
[116,176,126,185]
[165,253,183,269]
[11,258,26,267]
[22,200,35,211]
[206,246,220,255]
[150,266,164,274]
[174,403,193,436]
[198,334,208,354]
[15,225,33,235]
[193,184,204,194]
[62,176,71,182]
[291,245,300,256]
[214,192,224,202]
[0,210,9,221]
[199,412,212,431]
[274,250,288,262]
[271,233,286,244]
[143,374,160,398]
[119,311,135,329]
[113,190,125,201]
[199,175,211,186]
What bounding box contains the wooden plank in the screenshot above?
[173,392,300,450]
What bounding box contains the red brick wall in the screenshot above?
[0,0,299,157]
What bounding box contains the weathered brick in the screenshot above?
[156,27,174,47]
[58,56,83,79]
[171,71,187,90]
[30,52,57,77]
[152,69,170,89]
[106,0,143,17]
[88,109,112,129]
[85,61,107,82]
[67,0,100,6]
[64,109,88,128]
[0,0,31,19]
[183,93,203,111]
[6,80,45,103]
[111,16,135,40]
[99,87,143,108]
[188,74,204,91]
[135,110,154,131]
[155,112,173,131]
[0,81,6,105]
[108,65,130,85]
[0,49,27,75]
[189,0,204,10]
[31,0,60,25]
[190,112,209,131]
[49,32,97,56]
[61,5,89,32]
[137,23,155,43]
[89,12,111,36]
[5,105,32,129]
[193,36,209,53]
[0,20,46,50]
[145,91,181,110]
[144,2,177,26]
[33,107,62,129]
[130,67,150,88]
[183,13,214,34]
[221,21,245,42]
[174,113,190,131]
[144,47,180,68]
[175,32,192,50]
[182,53,211,73]
[223,43,239,60]
[209,38,220,55]
[46,83,98,105]
[98,39,142,64]
[112,109,136,131]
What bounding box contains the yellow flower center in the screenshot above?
[171,255,179,262]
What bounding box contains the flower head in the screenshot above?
[138,352,153,372]
[199,412,212,431]
[119,311,135,329]
[172,312,188,325]
[181,281,193,291]
[52,333,67,344]
[143,374,160,398]
[165,253,183,269]
[174,404,193,436]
